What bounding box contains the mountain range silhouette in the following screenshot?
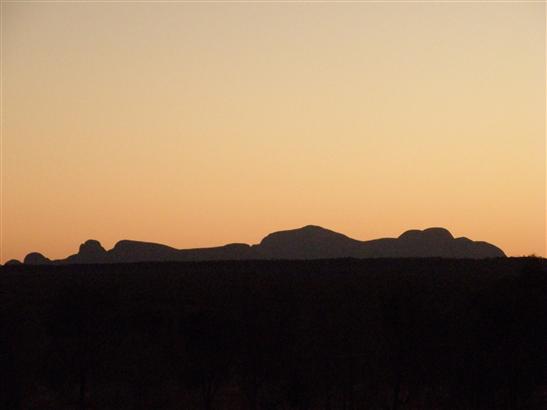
[6,225,506,266]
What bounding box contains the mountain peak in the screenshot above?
[399,227,454,241]
[24,252,50,265]
[423,227,454,240]
[60,239,108,264]
[110,239,179,263]
[79,239,106,256]
[301,224,327,231]
[258,225,360,259]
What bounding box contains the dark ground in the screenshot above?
[1,257,546,409]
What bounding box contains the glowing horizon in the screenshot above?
[1,2,545,263]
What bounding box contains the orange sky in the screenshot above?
[1,2,545,263]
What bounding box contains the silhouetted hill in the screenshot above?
[255,225,363,259]
[362,227,506,258]
[17,225,506,265]
[23,252,51,265]
[109,240,180,263]
[64,239,108,264]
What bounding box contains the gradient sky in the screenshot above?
[1,2,545,262]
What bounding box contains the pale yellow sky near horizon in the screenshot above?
[1,2,545,262]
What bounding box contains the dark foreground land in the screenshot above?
[1,258,546,410]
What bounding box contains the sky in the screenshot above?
[1,1,545,263]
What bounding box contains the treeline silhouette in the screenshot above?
[1,257,546,409]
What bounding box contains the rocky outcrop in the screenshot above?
[19,225,506,265]
[23,252,51,265]
[64,240,108,264]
